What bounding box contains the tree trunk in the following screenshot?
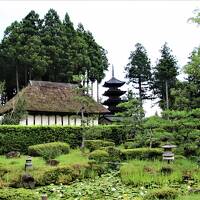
[25,66,27,86]
[97,82,99,103]
[81,107,85,152]
[16,65,19,93]
[138,77,142,106]
[91,82,93,98]
[165,80,169,109]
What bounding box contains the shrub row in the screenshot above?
[10,164,104,187]
[0,125,127,154]
[28,142,70,160]
[85,140,115,152]
[144,187,178,200]
[89,148,163,163]
[121,148,162,160]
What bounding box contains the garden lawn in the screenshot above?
[0,149,88,187]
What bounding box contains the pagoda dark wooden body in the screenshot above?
[103,76,126,114]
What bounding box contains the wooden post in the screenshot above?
[41,194,47,200]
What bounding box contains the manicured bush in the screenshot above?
[101,146,121,161]
[124,141,136,149]
[144,187,178,200]
[28,142,70,160]
[121,148,162,160]
[37,166,76,185]
[0,125,127,154]
[0,188,39,200]
[88,150,109,163]
[85,140,115,152]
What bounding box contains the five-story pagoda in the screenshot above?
[103,66,126,114]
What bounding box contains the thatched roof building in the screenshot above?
[0,81,108,126]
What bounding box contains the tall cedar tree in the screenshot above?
[183,47,200,109]
[0,9,108,102]
[125,43,151,103]
[153,42,178,110]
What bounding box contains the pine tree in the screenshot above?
[125,43,151,103]
[152,42,178,110]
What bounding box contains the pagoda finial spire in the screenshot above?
[112,65,114,77]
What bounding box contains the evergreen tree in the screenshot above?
[182,47,200,109]
[152,42,178,110]
[41,9,67,82]
[125,43,151,103]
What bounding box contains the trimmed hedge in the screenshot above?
[0,188,39,200]
[144,187,178,200]
[88,150,109,163]
[28,142,70,160]
[121,148,162,160]
[0,125,127,154]
[85,140,115,152]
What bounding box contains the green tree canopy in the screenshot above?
[152,42,178,110]
[125,43,152,103]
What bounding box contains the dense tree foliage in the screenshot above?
[0,9,108,102]
[152,43,178,110]
[125,43,152,103]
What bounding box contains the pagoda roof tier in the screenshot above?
[107,106,124,113]
[103,89,126,96]
[103,98,126,106]
[103,77,125,87]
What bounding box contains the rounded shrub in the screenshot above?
[88,150,109,163]
[28,142,70,160]
[124,141,137,149]
[144,187,178,200]
[85,140,115,152]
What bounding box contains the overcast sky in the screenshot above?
[1,1,200,116]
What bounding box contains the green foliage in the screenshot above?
[28,142,70,160]
[121,158,200,187]
[116,98,145,126]
[0,125,126,154]
[85,140,115,152]
[1,95,27,125]
[0,9,108,102]
[0,188,39,200]
[144,187,178,200]
[88,150,109,163]
[121,148,162,160]
[37,166,77,185]
[125,43,152,101]
[36,172,140,199]
[0,81,5,105]
[152,42,178,109]
[124,141,136,149]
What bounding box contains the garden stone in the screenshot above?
[47,159,60,166]
[6,151,20,158]
[21,173,35,188]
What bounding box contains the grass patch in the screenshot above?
[0,149,88,187]
[176,194,200,200]
[120,159,200,187]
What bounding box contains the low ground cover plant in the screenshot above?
[0,188,39,200]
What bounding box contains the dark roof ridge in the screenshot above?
[29,80,78,88]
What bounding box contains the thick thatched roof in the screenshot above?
[0,81,109,115]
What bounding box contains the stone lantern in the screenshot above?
[162,144,176,164]
[25,156,33,171]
